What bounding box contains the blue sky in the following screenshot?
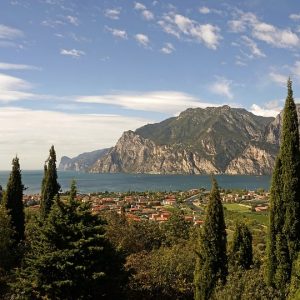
[0,0,300,169]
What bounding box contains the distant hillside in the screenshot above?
[62,104,300,175]
[59,148,111,172]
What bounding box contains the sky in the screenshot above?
[1,0,300,169]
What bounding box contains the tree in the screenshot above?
[0,204,15,270]
[13,182,125,299]
[0,204,16,296]
[40,145,61,219]
[231,222,253,270]
[163,209,191,246]
[194,178,227,300]
[267,78,300,289]
[3,156,25,243]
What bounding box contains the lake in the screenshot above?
[0,171,272,194]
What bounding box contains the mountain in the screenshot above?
[63,104,300,175]
[59,148,111,172]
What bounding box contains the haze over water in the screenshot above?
[0,171,271,194]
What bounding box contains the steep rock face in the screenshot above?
[59,148,111,172]
[225,144,276,175]
[90,131,219,174]
[72,105,300,175]
[264,104,300,145]
[136,105,273,170]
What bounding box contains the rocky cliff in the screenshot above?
[59,148,111,172]
[90,131,219,174]
[61,104,300,175]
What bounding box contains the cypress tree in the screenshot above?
[281,79,300,261]
[231,222,253,270]
[4,157,25,243]
[40,146,60,219]
[194,178,227,300]
[267,78,300,289]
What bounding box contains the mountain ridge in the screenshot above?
[59,105,300,175]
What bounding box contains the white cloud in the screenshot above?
[135,33,150,47]
[292,61,300,78]
[210,77,233,99]
[0,24,23,39]
[41,19,65,28]
[158,13,221,49]
[142,10,154,20]
[60,48,85,58]
[250,103,281,117]
[106,27,128,39]
[0,73,34,102]
[241,36,265,58]
[0,107,152,169]
[0,62,40,70]
[199,7,210,14]
[161,42,175,54]
[210,78,233,99]
[269,72,287,86]
[290,13,300,21]
[66,15,79,26]
[75,91,220,115]
[229,11,300,49]
[104,8,121,20]
[134,2,146,10]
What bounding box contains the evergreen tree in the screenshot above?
[3,157,25,243]
[0,204,15,270]
[231,222,253,270]
[281,79,300,261]
[40,145,60,219]
[194,178,227,300]
[267,78,300,290]
[0,204,15,296]
[13,182,125,299]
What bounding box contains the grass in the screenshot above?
[223,203,251,212]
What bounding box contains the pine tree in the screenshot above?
[40,146,60,219]
[13,182,125,299]
[267,78,300,290]
[3,157,25,243]
[194,178,227,300]
[231,222,253,270]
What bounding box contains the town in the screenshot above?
[22,187,270,225]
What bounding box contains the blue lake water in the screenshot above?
[0,171,272,194]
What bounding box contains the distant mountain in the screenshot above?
[63,104,300,175]
[59,148,111,172]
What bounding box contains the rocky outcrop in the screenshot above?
[225,144,276,175]
[59,148,111,172]
[264,104,300,144]
[90,131,219,174]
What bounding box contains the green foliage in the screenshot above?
[13,182,125,299]
[0,205,16,297]
[267,79,300,290]
[231,222,253,269]
[214,266,281,300]
[125,242,196,300]
[3,156,25,243]
[194,178,227,300]
[289,253,300,299]
[40,145,61,219]
[104,212,164,255]
[0,205,15,271]
[162,209,191,246]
